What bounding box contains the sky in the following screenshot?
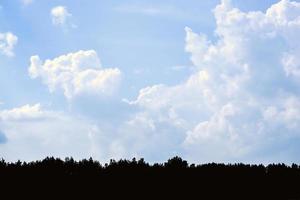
[1,0,300,164]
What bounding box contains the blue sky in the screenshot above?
[1,0,300,164]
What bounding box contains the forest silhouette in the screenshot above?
[1,156,300,198]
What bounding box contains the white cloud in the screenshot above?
[21,0,33,6]
[282,53,300,77]
[51,6,70,25]
[114,3,200,21]
[0,104,109,162]
[0,103,171,162]
[4,0,300,163]
[124,0,300,163]
[0,104,46,121]
[115,4,167,16]
[0,32,18,57]
[263,96,300,129]
[28,50,121,99]
[171,65,189,71]
[51,6,76,29]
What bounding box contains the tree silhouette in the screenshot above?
[0,156,299,199]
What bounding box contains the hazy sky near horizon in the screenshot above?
[1,0,300,163]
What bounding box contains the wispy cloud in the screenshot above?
[21,0,34,6]
[114,4,196,20]
[171,65,192,71]
[115,4,170,15]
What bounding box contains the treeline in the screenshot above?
[1,156,300,198]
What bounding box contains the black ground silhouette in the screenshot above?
[1,156,299,199]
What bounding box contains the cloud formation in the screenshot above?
[0,32,18,57]
[0,104,108,161]
[28,50,122,99]
[51,6,76,29]
[125,0,300,163]
[4,0,300,163]
[114,3,203,21]
[21,0,33,6]
[0,104,47,121]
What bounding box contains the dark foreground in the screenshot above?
[1,156,300,199]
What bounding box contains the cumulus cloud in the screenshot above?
[0,103,163,162]
[28,50,121,99]
[124,0,300,163]
[0,104,47,121]
[51,6,76,29]
[0,104,109,162]
[5,0,300,163]
[0,32,18,57]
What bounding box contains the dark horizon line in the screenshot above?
[1,156,299,167]
[2,155,300,198]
